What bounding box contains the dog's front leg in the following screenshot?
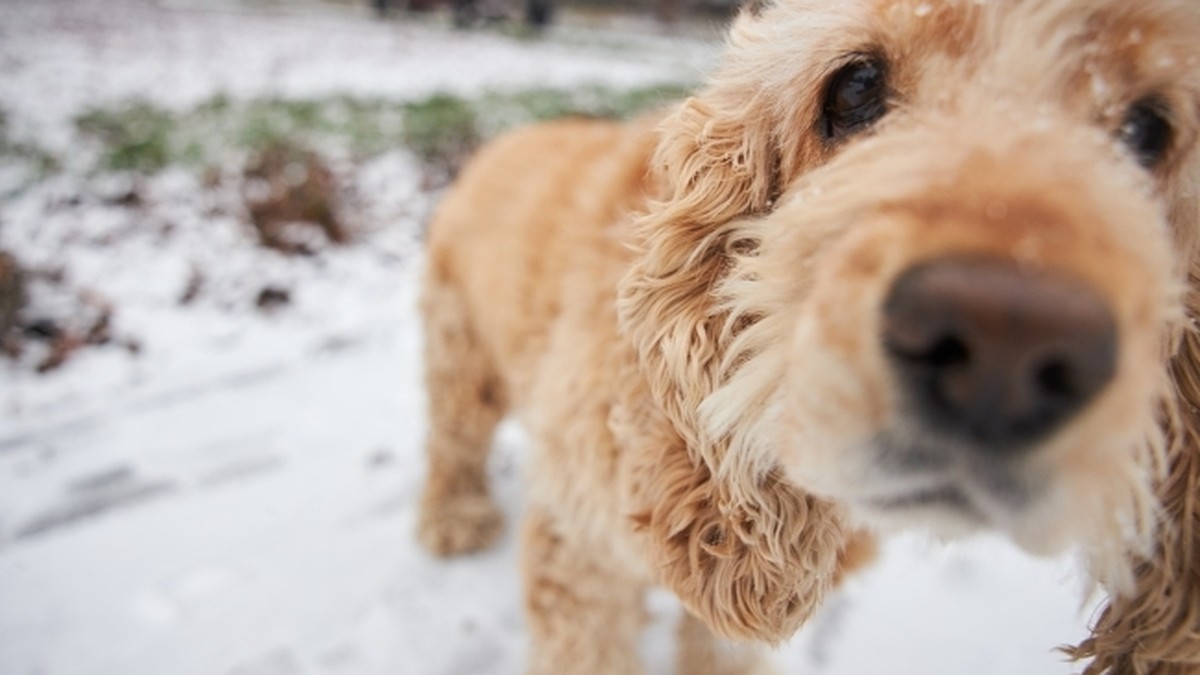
[675,610,781,675]
[521,507,649,675]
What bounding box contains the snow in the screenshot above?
[0,1,1101,673]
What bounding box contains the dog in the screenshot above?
[416,1,1200,672]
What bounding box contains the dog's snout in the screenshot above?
[882,257,1117,450]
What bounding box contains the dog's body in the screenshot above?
[418,1,1200,672]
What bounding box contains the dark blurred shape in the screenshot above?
[28,300,114,374]
[24,318,60,341]
[560,0,737,24]
[406,0,443,12]
[1,252,121,372]
[256,286,292,312]
[367,0,743,27]
[0,250,27,357]
[451,0,480,28]
[179,266,205,306]
[444,0,554,28]
[243,143,349,255]
[655,0,680,24]
[525,0,554,27]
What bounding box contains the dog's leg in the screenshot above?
[676,611,777,675]
[522,507,647,675]
[416,269,507,557]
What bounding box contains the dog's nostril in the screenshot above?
[924,335,970,368]
[882,257,1117,450]
[1034,358,1074,399]
[888,332,971,374]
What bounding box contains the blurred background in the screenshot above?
[0,1,1103,673]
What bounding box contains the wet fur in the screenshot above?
[418,1,1200,672]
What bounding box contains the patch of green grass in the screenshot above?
[402,94,480,168]
[76,101,176,172]
[328,97,407,156]
[72,82,695,175]
[75,96,408,173]
[473,83,692,135]
[606,83,694,117]
[238,99,330,148]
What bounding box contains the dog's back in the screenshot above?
[424,118,656,408]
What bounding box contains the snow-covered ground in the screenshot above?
[0,1,1103,673]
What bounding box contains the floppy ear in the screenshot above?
[615,67,870,641]
[1069,275,1200,674]
[619,395,869,643]
[617,85,782,448]
[617,5,832,445]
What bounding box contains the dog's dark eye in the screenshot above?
[821,58,889,141]
[1119,99,1173,169]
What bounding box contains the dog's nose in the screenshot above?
[882,257,1117,450]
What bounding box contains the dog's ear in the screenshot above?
[617,84,784,446]
[622,404,864,644]
[615,15,863,645]
[1069,275,1200,673]
[618,5,835,444]
[651,92,780,228]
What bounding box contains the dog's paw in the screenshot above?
[416,491,504,557]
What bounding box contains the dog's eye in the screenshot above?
[821,58,889,141]
[1119,99,1173,169]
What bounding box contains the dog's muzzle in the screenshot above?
[881,255,1117,452]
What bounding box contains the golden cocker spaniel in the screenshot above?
[418,1,1200,672]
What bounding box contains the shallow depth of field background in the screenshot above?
[0,1,1102,673]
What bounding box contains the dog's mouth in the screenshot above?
[847,435,1041,530]
[867,484,973,511]
[859,481,990,529]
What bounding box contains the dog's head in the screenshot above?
[620,0,1200,588]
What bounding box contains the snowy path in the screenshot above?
[0,1,1101,673]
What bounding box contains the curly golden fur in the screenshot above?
[417,1,1200,672]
